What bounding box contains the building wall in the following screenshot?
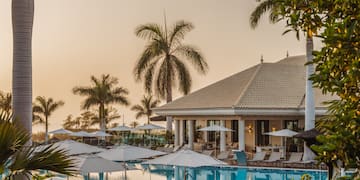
[173,115,306,152]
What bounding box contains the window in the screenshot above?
[207,120,220,142]
[231,120,239,142]
[284,120,299,131]
[256,120,269,146]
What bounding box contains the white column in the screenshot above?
[174,120,180,146]
[238,119,245,151]
[220,120,226,152]
[304,36,315,161]
[188,120,194,150]
[179,120,184,146]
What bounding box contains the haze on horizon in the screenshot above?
[0,0,318,132]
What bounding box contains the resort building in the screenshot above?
[153,55,333,154]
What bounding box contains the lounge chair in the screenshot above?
[247,152,266,166]
[217,151,230,160]
[233,150,247,166]
[282,153,303,164]
[202,150,214,156]
[248,152,266,162]
[263,152,281,162]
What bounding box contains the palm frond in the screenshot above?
[135,23,165,41]
[175,45,208,74]
[170,55,192,95]
[169,21,194,46]
[250,0,277,29]
[8,144,76,177]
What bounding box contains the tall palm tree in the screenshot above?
[250,0,322,160]
[33,96,64,144]
[90,107,121,129]
[73,74,130,132]
[131,95,160,124]
[134,20,208,131]
[0,92,12,114]
[130,121,139,128]
[12,0,34,140]
[0,111,75,178]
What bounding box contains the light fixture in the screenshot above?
[247,124,253,133]
[272,127,276,132]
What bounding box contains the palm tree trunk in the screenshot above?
[166,77,173,132]
[99,104,105,132]
[12,0,34,140]
[304,35,316,161]
[45,116,48,144]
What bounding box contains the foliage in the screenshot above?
[0,91,12,114]
[131,95,160,124]
[0,111,75,178]
[302,0,360,179]
[33,96,64,143]
[73,74,129,131]
[134,20,208,100]
[129,121,139,128]
[301,174,312,180]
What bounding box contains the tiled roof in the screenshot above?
[155,55,334,111]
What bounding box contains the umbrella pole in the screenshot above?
[123,162,127,180]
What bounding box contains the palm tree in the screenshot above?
[90,107,121,129]
[12,0,34,141]
[130,121,139,128]
[134,20,208,131]
[250,0,322,160]
[0,111,75,178]
[131,95,160,124]
[33,96,64,144]
[63,115,76,130]
[0,92,12,114]
[73,74,130,132]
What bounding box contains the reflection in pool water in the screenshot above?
[72,164,328,180]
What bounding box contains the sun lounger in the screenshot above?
[248,152,266,162]
[202,150,214,156]
[283,152,303,163]
[217,151,230,160]
[263,152,281,162]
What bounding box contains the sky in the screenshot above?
[0,0,319,132]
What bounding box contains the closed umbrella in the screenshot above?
[263,129,298,158]
[198,125,233,157]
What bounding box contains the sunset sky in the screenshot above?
[0,0,320,132]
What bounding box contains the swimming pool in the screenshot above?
[78,164,328,180]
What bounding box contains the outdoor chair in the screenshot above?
[247,152,266,166]
[217,151,230,160]
[262,152,281,162]
[233,150,247,166]
[202,150,214,156]
[282,152,303,167]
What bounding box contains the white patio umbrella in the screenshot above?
[48,128,73,135]
[135,124,166,145]
[142,149,226,180]
[91,131,112,137]
[70,131,95,137]
[263,129,298,158]
[109,125,133,144]
[97,144,165,179]
[109,125,133,131]
[74,155,129,175]
[198,125,233,157]
[97,144,166,162]
[37,140,105,155]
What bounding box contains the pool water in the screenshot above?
[77,164,328,180]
